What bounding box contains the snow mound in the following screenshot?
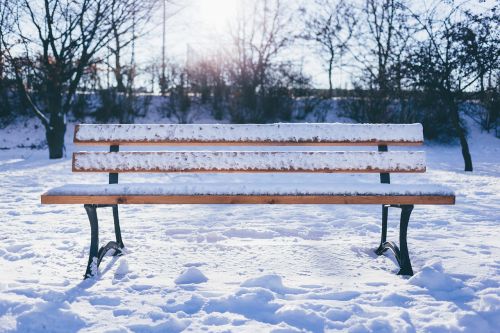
[409,261,474,302]
[476,293,500,313]
[16,303,85,333]
[205,288,281,323]
[324,308,352,322]
[127,315,189,332]
[205,288,328,332]
[241,274,306,295]
[115,259,129,276]
[471,293,500,330]
[174,267,208,285]
[275,306,326,332]
[202,314,231,326]
[409,261,465,292]
[163,295,205,314]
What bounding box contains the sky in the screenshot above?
[121,0,497,90]
[134,0,351,90]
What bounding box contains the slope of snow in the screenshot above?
[0,118,499,332]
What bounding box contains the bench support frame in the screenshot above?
[375,204,414,275]
[83,144,126,279]
[82,201,415,278]
[374,145,414,276]
[84,204,125,279]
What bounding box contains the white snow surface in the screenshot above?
[0,119,499,333]
[45,182,453,196]
[75,123,424,143]
[174,267,208,285]
[73,151,426,172]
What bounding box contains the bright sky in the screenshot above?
[135,0,344,89]
[197,0,239,32]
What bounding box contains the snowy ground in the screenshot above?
[0,119,499,332]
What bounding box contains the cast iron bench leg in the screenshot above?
[375,204,414,276]
[84,205,99,278]
[376,205,389,251]
[398,205,414,275]
[112,205,124,248]
[83,204,125,279]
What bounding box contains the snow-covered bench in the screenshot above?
[41,123,455,279]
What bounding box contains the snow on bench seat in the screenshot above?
[74,123,424,146]
[72,151,426,173]
[41,183,455,205]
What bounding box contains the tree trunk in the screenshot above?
[450,102,473,172]
[46,112,66,159]
[328,57,333,98]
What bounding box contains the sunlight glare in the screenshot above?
[198,0,239,31]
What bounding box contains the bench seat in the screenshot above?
[42,183,455,205]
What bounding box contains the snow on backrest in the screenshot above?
[72,151,426,173]
[74,123,424,146]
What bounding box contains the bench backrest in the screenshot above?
[73,123,425,183]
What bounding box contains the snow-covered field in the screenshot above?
[0,119,499,332]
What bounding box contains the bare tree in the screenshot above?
[301,0,357,97]
[187,51,229,120]
[344,0,413,123]
[406,1,499,171]
[0,0,12,83]
[102,0,159,123]
[0,0,17,121]
[227,0,293,122]
[465,7,500,135]
[1,0,129,158]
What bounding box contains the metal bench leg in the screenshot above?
[84,204,99,279]
[83,204,125,279]
[112,205,124,249]
[398,205,414,276]
[375,205,389,255]
[374,204,414,276]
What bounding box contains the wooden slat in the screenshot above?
[72,151,426,173]
[74,124,424,146]
[41,194,455,205]
[74,141,423,147]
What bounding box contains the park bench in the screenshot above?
[41,123,455,279]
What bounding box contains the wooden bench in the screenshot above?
[41,123,455,279]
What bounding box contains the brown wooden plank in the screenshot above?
[72,168,426,174]
[41,194,455,205]
[74,124,424,146]
[74,140,424,147]
[72,151,426,173]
